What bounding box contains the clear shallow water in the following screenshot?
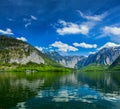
[0,71,120,109]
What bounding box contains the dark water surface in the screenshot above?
[0,71,120,109]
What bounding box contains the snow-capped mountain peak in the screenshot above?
[98,42,120,50]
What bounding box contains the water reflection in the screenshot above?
[0,71,120,109]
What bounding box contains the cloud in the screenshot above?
[8,18,14,22]
[73,42,97,48]
[31,15,37,20]
[24,15,37,28]
[17,37,27,42]
[51,41,78,52]
[56,20,89,35]
[25,22,31,28]
[98,42,120,50]
[78,11,107,21]
[0,28,14,35]
[58,20,67,26]
[35,46,43,51]
[98,26,120,42]
[55,11,107,36]
[89,52,96,55]
[103,26,120,36]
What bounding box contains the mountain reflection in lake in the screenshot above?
[0,71,120,109]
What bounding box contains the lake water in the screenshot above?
[0,71,120,109]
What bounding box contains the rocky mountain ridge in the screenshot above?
[0,35,57,66]
[76,46,120,69]
[45,51,85,68]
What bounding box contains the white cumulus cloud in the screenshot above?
[56,11,107,36]
[35,46,43,51]
[73,42,97,48]
[78,11,107,21]
[103,26,120,36]
[17,37,27,42]
[98,42,120,50]
[0,28,14,35]
[51,41,78,52]
[58,20,67,26]
[97,26,120,42]
[56,20,89,35]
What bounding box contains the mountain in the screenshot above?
[0,35,58,66]
[76,45,120,69]
[45,51,84,68]
[109,55,120,70]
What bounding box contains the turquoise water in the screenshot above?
[0,71,120,109]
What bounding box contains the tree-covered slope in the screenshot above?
[80,63,108,72]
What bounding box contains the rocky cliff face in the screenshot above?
[59,56,83,68]
[9,52,45,64]
[45,51,84,68]
[86,47,120,65]
[0,36,45,64]
[76,46,120,69]
[109,55,120,70]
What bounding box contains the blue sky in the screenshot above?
[0,0,120,56]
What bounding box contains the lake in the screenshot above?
[0,71,120,109]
